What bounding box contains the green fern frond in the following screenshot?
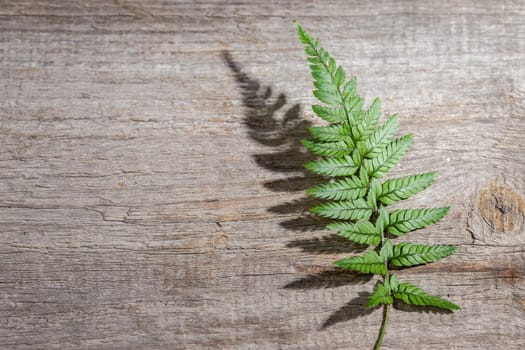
[362,134,413,178]
[379,172,437,205]
[387,207,449,236]
[342,77,358,99]
[333,220,381,245]
[311,198,372,220]
[333,250,387,275]
[393,282,461,310]
[295,22,459,349]
[391,243,457,267]
[304,156,358,177]
[301,139,352,157]
[361,114,399,159]
[367,282,394,308]
[309,124,352,142]
[379,239,394,260]
[307,176,366,201]
[296,23,349,108]
[344,96,365,122]
[352,98,382,140]
[311,105,346,123]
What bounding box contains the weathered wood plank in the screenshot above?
[0,1,524,349]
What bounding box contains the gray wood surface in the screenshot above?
[1,1,524,349]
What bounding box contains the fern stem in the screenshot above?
[373,303,390,350]
[374,206,390,350]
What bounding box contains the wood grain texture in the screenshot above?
[0,0,524,349]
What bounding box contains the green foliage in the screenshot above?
[295,22,460,349]
[362,134,413,178]
[391,243,457,267]
[393,282,461,310]
[330,220,381,245]
[379,172,437,205]
[307,176,366,201]
[312,105,347,123]
[387,207,449,236]
[305,156,357,176]
[309,124,352,142]
[367,281,393,308]
[311,198,372,220]
[362,114,399,159]
[334,250,387,275]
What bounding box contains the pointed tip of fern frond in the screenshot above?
[388,113,399,121]
[294,21,305,35]
[451,303,461,310]
[441,299,461,311]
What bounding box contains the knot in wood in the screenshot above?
[477,183,524,233]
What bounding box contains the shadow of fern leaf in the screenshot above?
[393,301,453,314]
[279,215,331,232]
[283,270,372,289]
[253,150,311,172]
[222,51,313,183]
[321,292,375,330]
[287,234,368,254]
[268,197,321,214]
[263,175,320,192]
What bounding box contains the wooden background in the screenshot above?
[1,1,524,349]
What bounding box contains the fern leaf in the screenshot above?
[388,274,399,291]
[387,207,449,236]
[302,139,352,158]
[311,198,372,220]
[391,243,457,267]
[379,172,437,205]
[311,105,346,123]
[328,205,386,241]
[314,89,341,105]
[296,23,346,107]
[366,179,382,211]
[376,206,390,232]
[306,176,366,201]
[305,156,357,177]
[363,134,413,178]
[342,77,357,99]
[367,282,393,308]
[334,65,346,86]
[362,114,399,159]
[333,250,387,275]
[352,98,382,140]
[309,124,352,142]
[345,95,365,124]
[380,239,394,260]
[325,221,355,232]
[394,282,460,310]
[331,220,381,245]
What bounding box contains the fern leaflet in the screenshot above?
[334,250,387,275]
[393,282,461,310]
[379,172,437,205]
[307,176,366,201]
[391,243,457,267]
[311,198,372,220]
[387,207,449,236]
